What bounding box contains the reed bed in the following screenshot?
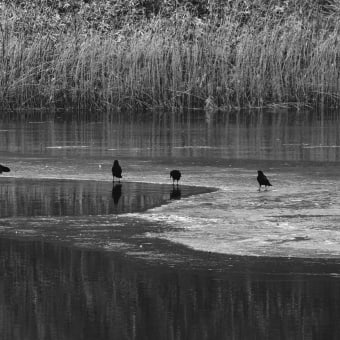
[1,2,340,111]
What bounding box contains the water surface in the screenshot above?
[1,109,340,339]
[0,177,210,217]
[1,109,340,258]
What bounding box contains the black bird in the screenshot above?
[112,183,122,205]
[170,169,181,185]
[0,164,10,174]
[112,160,122,182]
[257,170,272,191]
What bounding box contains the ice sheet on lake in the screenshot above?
[303,145,340,149]
[46,145,89,149]
[134,177,340,259]
[1,163,340,260]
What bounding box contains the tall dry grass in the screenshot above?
[1,4,340,111]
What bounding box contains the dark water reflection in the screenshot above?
[1,109,340,162]
[1,238,340,340]
[170,186,181,200]
[0,178,210,217]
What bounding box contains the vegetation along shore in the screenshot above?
[1,0,340,112]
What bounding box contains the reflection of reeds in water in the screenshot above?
[0,180,172,217]
[1,109,340,162]
[1,238,338,339]
[2,7,340,110]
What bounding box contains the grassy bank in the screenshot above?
[1,0,340,111]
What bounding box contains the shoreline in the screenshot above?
[1,232,340,278]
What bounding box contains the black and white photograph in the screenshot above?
[1,1,340,339]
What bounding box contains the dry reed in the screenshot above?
[1,3,340,111]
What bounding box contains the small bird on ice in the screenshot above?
[170,169,181,186]
[112,160,122,182]
[0,164,10,174]
[257,170,272,191]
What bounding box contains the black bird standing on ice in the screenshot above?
[0,164,10,174]
[170,170,181,186]
[112,160,122,182]
[257,170,272,191]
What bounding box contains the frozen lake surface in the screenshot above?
[1,166,339,261]
[0,109,340,261]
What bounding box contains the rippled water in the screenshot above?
[1,109,340,339]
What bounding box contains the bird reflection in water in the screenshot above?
[170,186,181,200]
[112,183,122,205]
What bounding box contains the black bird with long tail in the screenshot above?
[170,169,181,185]
[0,164,10,174]
[112,160,122,182]
[257,170,272,191]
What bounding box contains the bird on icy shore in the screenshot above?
[170,169,181,186]
[257,170,272,191]
[0,164,10,174]
[112,160,122,182]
